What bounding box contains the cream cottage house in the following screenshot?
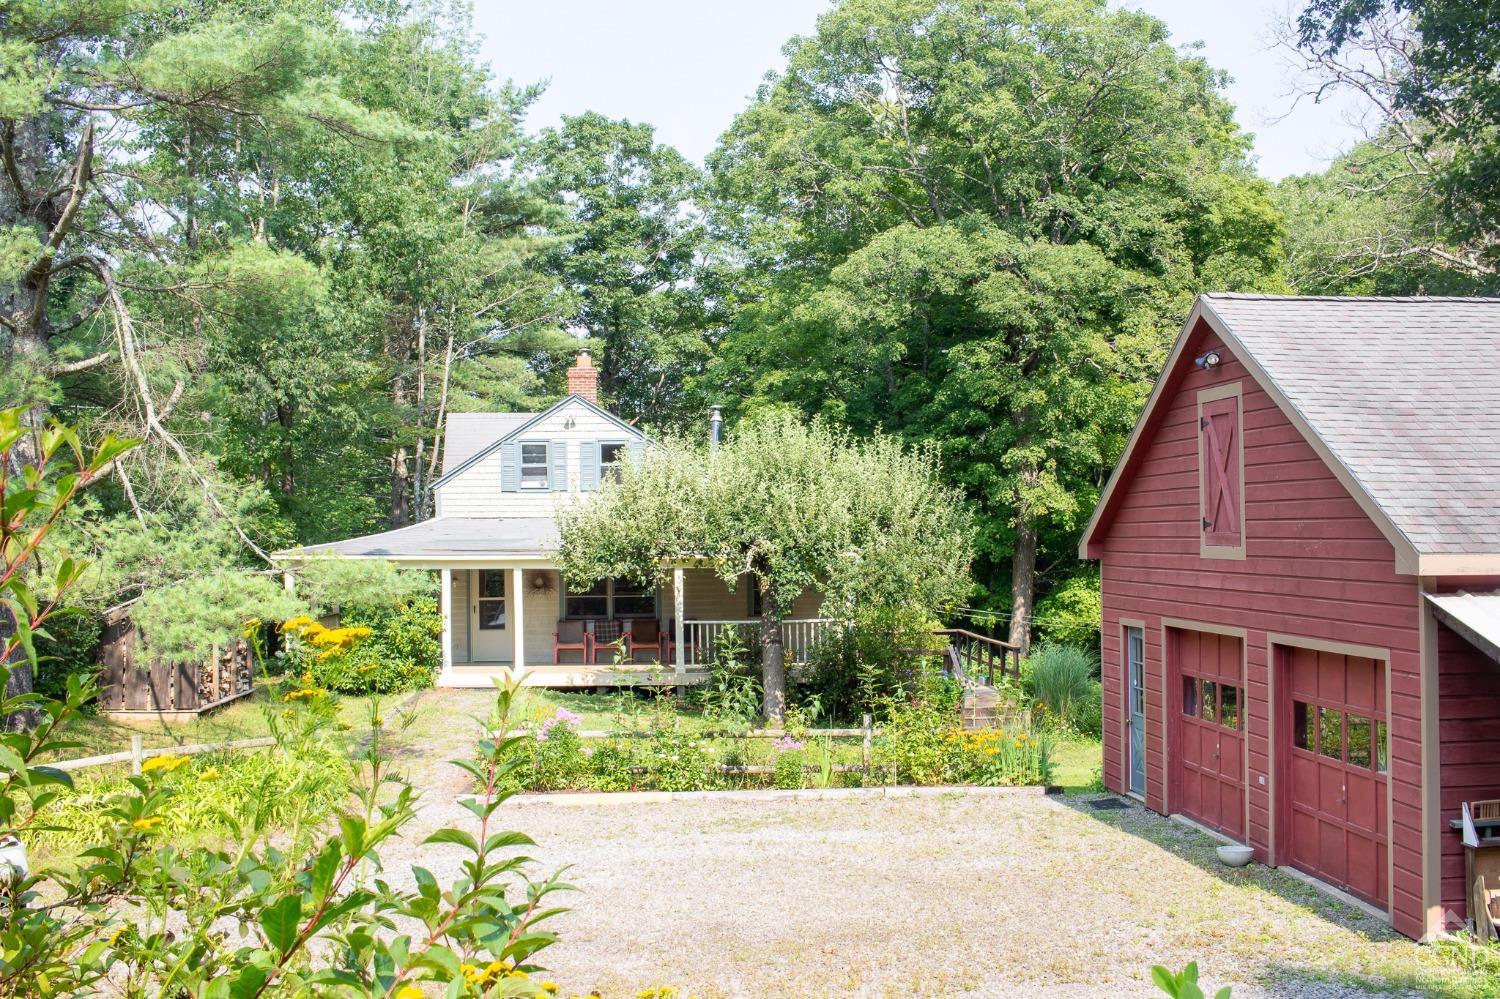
[279,353,829,687]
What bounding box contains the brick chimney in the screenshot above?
[566,350,598,403]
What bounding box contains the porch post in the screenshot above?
[439,568,452,680]
[673,567,685,676]
[511,567,525,677]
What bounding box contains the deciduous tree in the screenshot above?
[559,412,973,721]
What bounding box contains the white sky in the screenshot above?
[472,0,1366,181]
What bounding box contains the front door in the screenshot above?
[1127,626,1146,796]
[1172,628,1245,840]
[469,569,511,662]
[1283,646,1388,907]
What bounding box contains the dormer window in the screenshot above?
[520,443,550,489]
[600,442,626,483]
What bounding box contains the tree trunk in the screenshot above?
[758,575,786,723]
[1008,497,1037,658]
[0,607,37,732]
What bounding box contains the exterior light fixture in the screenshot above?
[1195,350,1222,371]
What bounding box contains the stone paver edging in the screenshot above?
[505,783,1062,806]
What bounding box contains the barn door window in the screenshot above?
[1198,387,1243,553]
[1219,685,1240,730]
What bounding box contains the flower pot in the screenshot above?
[1216,844,1253,868]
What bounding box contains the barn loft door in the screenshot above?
[1199,395,1242,549]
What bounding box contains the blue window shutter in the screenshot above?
[581,441,601,491]
[627,439,644,464]
[549,440,568,491]
[500,442,519,492]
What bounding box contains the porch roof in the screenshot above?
[276,517,559,565]
[1426,591,1500,665]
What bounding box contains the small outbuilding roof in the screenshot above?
[1426,591,1500,666]
[277,517,560,564]
[1083,294,1500,574]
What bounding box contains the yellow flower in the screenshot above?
[131,816,164,832]
[141,754,189,775]
[540,983,559,994]
[241,617,262,638]
[280,615,314,634]
[394,987,424,999]
[372,716,383,727]
[105,924,128,946]
[198,767,221,781]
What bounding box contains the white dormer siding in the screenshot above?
[435,396,644,519]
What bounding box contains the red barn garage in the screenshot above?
[1081,294,1500,941]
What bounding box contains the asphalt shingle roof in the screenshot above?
[441,413,531,474]
[1202,294,1500,556]
[284,518,559,561]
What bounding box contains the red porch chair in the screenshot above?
[591,619,626,664]
[553,620,590,664]
[626,619,662,664]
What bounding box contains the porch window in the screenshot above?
[612,579,655,617]
[600,442,626,483]
[565,579,609,619]
[477,570,506,630]
[520,443,549,489]
[564,578,657,619]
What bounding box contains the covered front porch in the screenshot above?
[276,516,833,689]
[441,564,831,688]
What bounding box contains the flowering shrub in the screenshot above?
[529,708,590,791]
[772,749,805,789]
[945,727,1052,786]
[308,597,442,695]
[638,729,719,792]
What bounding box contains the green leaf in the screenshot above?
[259,893,302,955]
[227,966,269,999]
[422,828,479,852]
[308,841,341,907]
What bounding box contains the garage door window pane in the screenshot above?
[1347,714,1372,768]
[1319,707,1344,761]
[1293,701,1313,750]
[1220,685,1239,730]
[1376,720,1389,774]
[1201,680,1217,723]
[1183,676,1199,716]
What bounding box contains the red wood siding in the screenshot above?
[1437,620,1500,923]
[1097,319,1423,938]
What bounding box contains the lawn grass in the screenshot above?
[1051,732,1103,792]
[43,679,396,764]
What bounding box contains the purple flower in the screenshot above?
[773,736,806,752]
[539,707,583,739]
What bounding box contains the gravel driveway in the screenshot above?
[385,691,1481,999]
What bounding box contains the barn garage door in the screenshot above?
[1172,629,1245,840]
[1284,647,1388,908]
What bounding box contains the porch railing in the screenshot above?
[683,618,841,666]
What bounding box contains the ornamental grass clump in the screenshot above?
[1025,643,1101,736]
